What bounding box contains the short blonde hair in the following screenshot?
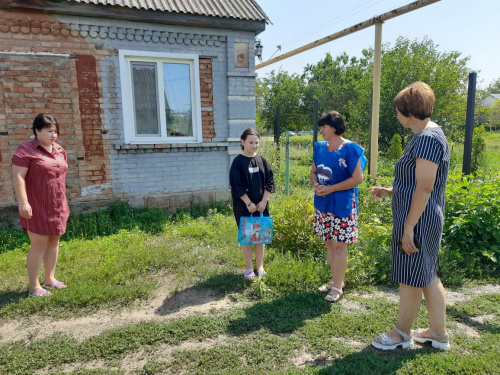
[393,81,435,120]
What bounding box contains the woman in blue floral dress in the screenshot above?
[310,111,367,302]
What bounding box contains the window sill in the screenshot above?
[114,142,229,152]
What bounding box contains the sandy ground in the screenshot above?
[1,283,498,374]
[0,282,248,344]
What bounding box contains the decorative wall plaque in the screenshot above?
[234,42,249,68]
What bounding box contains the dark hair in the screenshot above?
[240,128,259,150]
[393,81,435,120]
[317,110,346,135]
[33,113,59,138]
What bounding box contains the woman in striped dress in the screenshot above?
[371,82,451,351]
[12,114,70,297]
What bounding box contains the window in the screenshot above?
[119,50,202,143]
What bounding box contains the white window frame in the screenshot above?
[119,50,202,144]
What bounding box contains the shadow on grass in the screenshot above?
[154,273,331,335]
[316,346,431,375]
[154,273,246,316]
[227,291,331,335]
[446,306,500,335]
[0,290,28,309]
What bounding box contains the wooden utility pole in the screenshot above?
[255,0,442,176]
[370,23,383,177]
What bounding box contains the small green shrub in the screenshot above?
[0,226,29,254]
[387,133,403,161]
[298,151,313,166]
[271,194,323,258]
[443,171,500,276]
[288,135,315,148]
[354,176,394,284]
[471,126,486,174]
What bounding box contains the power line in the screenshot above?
[265,0,384,59]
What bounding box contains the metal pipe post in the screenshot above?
[275,105,281,145]
[285,132,290,195]
[313,99,318,145]
[462,72,477,175]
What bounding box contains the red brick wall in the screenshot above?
[199,57,215,139]
[0,9,217,209]
[0,10,112,207]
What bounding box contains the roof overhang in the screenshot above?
[1,1,267,34]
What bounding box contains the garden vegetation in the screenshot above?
[0,133,498,374]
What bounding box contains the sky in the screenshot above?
[255,0,498,89]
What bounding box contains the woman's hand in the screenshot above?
[247,202,257,213]
[314,183,333,197]
[370,187,392,199]
[256,200,267,212]
[19,202,32,219]
[400,227,419,255]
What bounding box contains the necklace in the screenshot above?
[327,140,345,152]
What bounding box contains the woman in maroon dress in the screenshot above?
[12,114,70,297]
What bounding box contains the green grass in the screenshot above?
[0,134,498,374]
[449,131,500,174]
[0,203,498,374]
[1,288,498,374]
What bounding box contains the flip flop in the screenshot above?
[44,280,67,290]
[244,270,255,280]
[28,288,52,297]
[257,269,267,278]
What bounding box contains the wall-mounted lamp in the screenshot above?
[255,39,263,61]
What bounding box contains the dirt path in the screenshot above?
[1,283,498,345]
[0,282,248,344]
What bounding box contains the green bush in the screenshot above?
[443,171,500,276]
[354,176,394,283]
[387,133,403,161]
[270,176,397,285]
[271,194,323,258]
[288,135,315,148]
[471,127,486,174]
[0,226,29,254]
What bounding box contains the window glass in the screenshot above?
[163,63,193,137]
[132,63,159,136]
[120,50,201,144]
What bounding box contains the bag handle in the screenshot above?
[250,212,264,218]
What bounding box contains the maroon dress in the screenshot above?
[12,139,70,235]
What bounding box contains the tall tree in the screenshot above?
[301,52,371,145]
[256,37,472,148]
[256,69,306,133]
[486,77,500,94]
[360,37,470,148]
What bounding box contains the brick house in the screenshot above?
[0,0,269,216]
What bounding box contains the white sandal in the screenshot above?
[324,286,343,303]
[318,279,345,292]
[371,326,414,350]
[413,328,451,351]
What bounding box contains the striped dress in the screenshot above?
[391,127,450,288]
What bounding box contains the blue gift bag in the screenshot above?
[238,212,273,245]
